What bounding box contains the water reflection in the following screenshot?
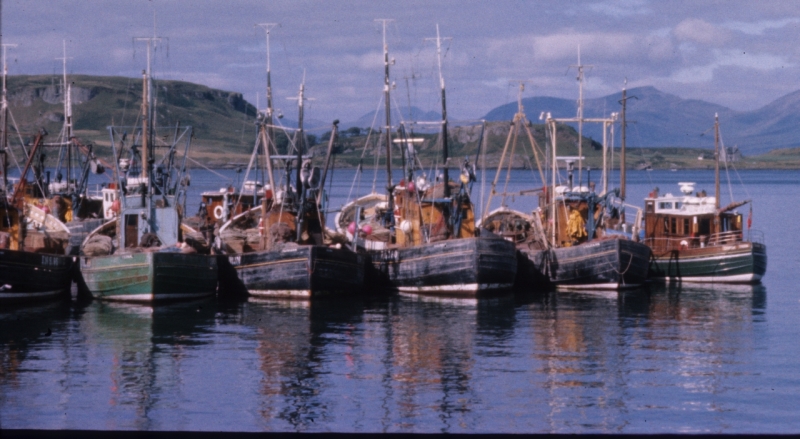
[523,284,765,432]
[76,299,219,430]
[0,300,73,389]
[241,297,366,430]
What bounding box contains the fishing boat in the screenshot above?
[480,81,650,291]
[642,114,767,283]
[37,42,110,255]
[343,23,517,296]
[0,45,74,303]
[1,138,75,303]
[216,26,364,299]
[77,38,218,302]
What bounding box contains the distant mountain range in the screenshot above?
[8,74,798,159]
[481,86,800,154]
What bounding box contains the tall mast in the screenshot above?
[620,81,627,202]
[714,113,720,220]
[426,24,452,197]
[570,48,592,188]
[140,69,148,180]
[0,0,4,190]
[257,23,277,193]
[376,19,393,188]
[56,41,73,187]
[134,35,161,181]
[1,43,16,190]
[295,79,305,196]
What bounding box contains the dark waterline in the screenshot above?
[1,169,797,433]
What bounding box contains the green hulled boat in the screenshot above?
[77,44,217,302]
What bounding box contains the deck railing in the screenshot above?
[644,230,747,253]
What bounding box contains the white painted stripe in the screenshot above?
[396,282,513,293]
[556,282,643,291]
[96,292,215,302]
[248,289,312,298]
[654,273,761,283]
[0,290,65,299]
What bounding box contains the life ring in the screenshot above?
[213,205,225,220]
[680,239,688,250]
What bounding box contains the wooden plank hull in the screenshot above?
[218,245,365,299]
[0,249,73,303]
[368,234,518,296]
[648,241,766,283]
[520,238,651,290]
[78,252,218,302]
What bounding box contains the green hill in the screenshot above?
[5,74,260,167]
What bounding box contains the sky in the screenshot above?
[3,0,800,124]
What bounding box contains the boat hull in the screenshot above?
[0,249,74,302]
[368,234,517,296]
[218,245,365,299]
[648,241,766,283]
[520,238,651,290]
[78,251,218,302]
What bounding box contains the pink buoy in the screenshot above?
[42,206,51,214]
[347,222,357,235]
[362,224,373,235]
[407,182,415,192]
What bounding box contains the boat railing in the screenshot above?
[85,184,105,199]
[747,229,765,245]
[644,230,745,252]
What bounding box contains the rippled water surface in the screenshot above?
[1,169,797,433]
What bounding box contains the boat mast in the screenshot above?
[620,81,627,213]
[714,112,720,232]
[257,23,277,195]
[0,43,11,191]
[55,40,74,189]
[293,81,304,198]
[376,19,393,189]
[135,36,160,182]
[570,48,591,188]
[426,24,452,197]
[0,0,5,192]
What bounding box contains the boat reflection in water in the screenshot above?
[241,297,367,429]
[526,283,765,432]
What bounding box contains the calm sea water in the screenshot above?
[1,168,798,433]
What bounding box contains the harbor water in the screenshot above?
[1,168,798,433]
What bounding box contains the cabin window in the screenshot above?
[675,202,682,209]
[125,214,139,248]
[663,218,670,233]
[645,201,654,213]
[683,218,690,235]
[699,218,711,236]
[670,217,677,234]
[658,202,673,210]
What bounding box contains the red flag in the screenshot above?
[747,206,752,229]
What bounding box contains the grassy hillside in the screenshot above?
[5,74,261,167]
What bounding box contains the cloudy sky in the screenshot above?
[3,0,800,123]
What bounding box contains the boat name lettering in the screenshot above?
[41,255,60,266]
[229,255,242,266]
[378,250,399,262]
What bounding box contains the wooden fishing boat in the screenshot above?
[344,24,517,296]
[642,116,767,283]
[216,30,363,299]
[0,51,73,303]
[78,40,217,303]
[479,81,650,291]
[0,199,74,303]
